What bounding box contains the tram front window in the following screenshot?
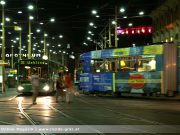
[19,66,48,83]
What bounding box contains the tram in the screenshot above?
[79,43,179,96]
[16,59,64,94]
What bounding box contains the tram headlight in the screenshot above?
[17,86,24,91]
[43,85,50,91]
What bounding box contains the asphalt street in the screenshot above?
[0,90,180,135]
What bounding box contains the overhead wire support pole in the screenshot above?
[19,29,22,60]
[1,2,5,93]
[11,46,13,69]
[104,28,106,49]
[99,23,109,49]
[28,19,32,59]
[115,6,118,48]
[2,3,5,61]
[109,19,112,48]
[44,33,46,56]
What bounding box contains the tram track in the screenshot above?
[78,97,164,124]
[47,103,106,135]
[77,96,176,135]
[3,94,178,134]
[17,97,54,135]
[0,97,22,125]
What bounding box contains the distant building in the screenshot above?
[151,0,180,43]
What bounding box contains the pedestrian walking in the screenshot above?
[31,70,40,105]
[56,72,65,103]
[63,71,73,103]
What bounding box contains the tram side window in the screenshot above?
[90,59,103,73]
[116,56,156,72]
[90,59,116,73]
[138,55,156,72]
[118,56,135,72]
[79,61,85,73]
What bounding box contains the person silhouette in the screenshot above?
[56,72,65,103]
[31,70,40,105]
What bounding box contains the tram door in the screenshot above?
[37,67,42,77]
[164,43,177,96]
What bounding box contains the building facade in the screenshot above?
[151,0,180,43]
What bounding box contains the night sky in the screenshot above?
[3,0,166,54]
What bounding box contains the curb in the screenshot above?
[0,88,18,101]
[83,94,180,101]
[119,95,180,101]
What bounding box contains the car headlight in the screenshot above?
[43,85,50,91]
[17,86,24,91]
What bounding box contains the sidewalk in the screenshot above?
[0,87,18,101]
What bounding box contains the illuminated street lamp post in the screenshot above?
[11,45,14,68]
[19,28,22,59]
[115,6,118,48]
[42,18,55,60]
[28,16,34,59]
[0,0,5,93]
[43,33,48,57]
[1,0,5,61]
[14,26,22,59]
[27,4,34,59]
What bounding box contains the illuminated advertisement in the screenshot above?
[20,60,47,65]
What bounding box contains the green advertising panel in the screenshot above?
[143,45,163,55]
[113,48,130,57]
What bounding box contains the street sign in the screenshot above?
[0,60,10,66]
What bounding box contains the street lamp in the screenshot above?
[59,34,63,38]
[28,5,34,10]
[139,11,144,15]
[92,10,97,15]
[120,7,125,13]
[5,17,10,22]
[50,18,55,22]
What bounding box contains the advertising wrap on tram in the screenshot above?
[79,43,178,96]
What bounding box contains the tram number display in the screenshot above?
[128,74,145,89]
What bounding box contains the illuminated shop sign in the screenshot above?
[20,60,46,65]
[0,54,41,58]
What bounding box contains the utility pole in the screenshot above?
[1,1,6,93]
[115,6,118,48]
[104,28,106,48]
[28,19,32,59]
[109,19,112,48]
[19,29,22,59]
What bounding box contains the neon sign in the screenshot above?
[0,53,41,58]
[20,60,47,65]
